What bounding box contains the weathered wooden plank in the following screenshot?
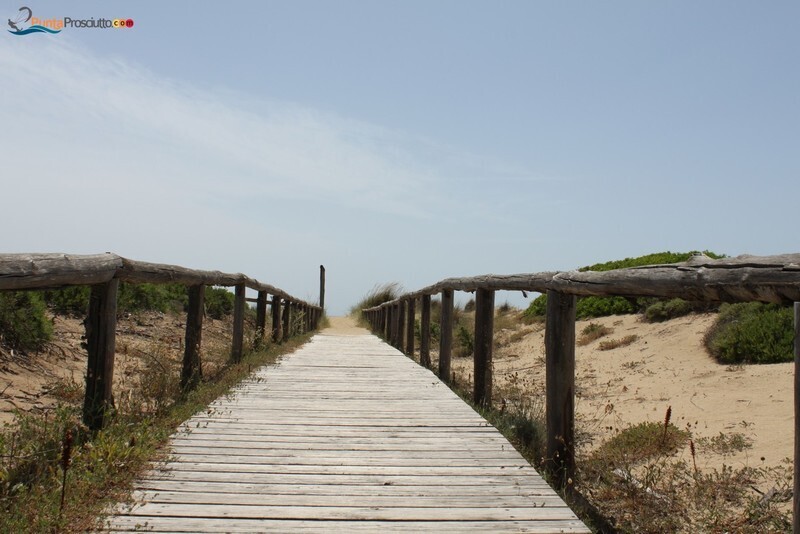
[181,285,204,390]
[114,502,580,521]
[405,297,415,356]
[439,289,454,382]
[129,490,566,507]
[0,252,122,290]
[230,283,246,363]
[473,288,494,407]
[420,294,431,368]
[83,279,118,430]
[544,290,576,489]
[794,302,799,532]
[132,480,557,497]
[106,517,590,533]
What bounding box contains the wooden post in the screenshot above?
[385,305,392,341]
[439,289,454,383]
[406,297,416,357]
[283,301,291,340]
[255,290,268,347]
[794,302,799,532]
[271,296,282,343]
[420,294,431,368]
[319,265,326,312]
[181,285,204,390]
[231,283,246,363]
[396,300,406,353]
[83,279,119,431]
[545,290,577,489]
[474,288,495,407]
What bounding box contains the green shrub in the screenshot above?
[705,302,794,364]
[205,287,235,319]
[523,294,547,318]
[525,251,725,320]
[644,298,694,322]
[118,283,187,314]
[576,296,637,319]
[455,324,474,357]
[43,286,90,316]
[0,291,52,352]
[579,250,724,272]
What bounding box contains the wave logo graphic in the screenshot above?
[8,6,61,35]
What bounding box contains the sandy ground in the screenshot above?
[0,312,234,426]
[447,312,793,473]
[322,316,371,335]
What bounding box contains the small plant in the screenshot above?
[704,302,794,364]
[577,322,612,346]
[644,298,694,322]
[696,431,753,456]
[205,287,235,319]
[44,287,90,317]
[0,291,52,352]
[598,334,638,351]
[455,324,474,358]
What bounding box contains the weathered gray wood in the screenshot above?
[319,265,326,312]
[255,290,268,346]
[181,285,204,390]
[231,284,246,363]
[107,517,589,533]
[420,295,431,368]
[385,305,392,342]
[271,296,282,343]
[544,290,576,490]
[282,301,292,340]
[83,279,119,430]
[473,288,494,407]
[795,302,799,533]
[104,334,588,532]
[406,298,415,357]
[396,300,406,353]
[0,253,122,290]
[439,289,454,383]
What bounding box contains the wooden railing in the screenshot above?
[0,253,324,431]
[363,252,800,529]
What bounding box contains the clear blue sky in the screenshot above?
[1,1,798,315]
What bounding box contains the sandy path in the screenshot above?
[321,316,371,336]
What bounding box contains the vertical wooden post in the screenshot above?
[83,279,119,431]
[439,289,454,383]
[396,300,406,353]
[420,294,431,368]
[545,290,577,490]
[283,301,292,339]
[319,265,326,312]
[181,284,204,390]
[385,305,392,341]
[406,297,416,357]
[271,296,283,343]
[474,288,495,407]
[794,302,799,533]
[255,290,268,347]
[231,283,246,363]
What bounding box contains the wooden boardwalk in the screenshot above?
[105,331,589,533]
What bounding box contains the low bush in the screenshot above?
[205,287,235,319]
[598,334,638,351]
[44,287,91,316]
[118,283,187,314]
[0,291,52,352]
[704,302,794,364]
[577,322,612,346]
[644,298,694,322]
